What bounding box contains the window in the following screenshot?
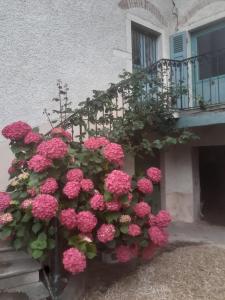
[132,23,157,70]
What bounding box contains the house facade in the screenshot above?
[1,0,225,224]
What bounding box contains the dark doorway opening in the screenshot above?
[199,146,225,226]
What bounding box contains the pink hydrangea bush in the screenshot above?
[0,120,171,277]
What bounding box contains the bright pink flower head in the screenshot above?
[32,194,58,221]
[97,224,116,243]
[27,187,36,198]
[28,155,52,173]
[60,208,77,230]
[0,192,11,212]
[105,170,131,195]
[0,213,13,225]
[103,143,124,165]
[90,194,105,211]
[63,248,87,274]
[148,214,158,226]
[137,178,153,194]
[24,131,42,144]
[116,245,133,263]
[147,167,161,183]
[63,181,81,199]
[148,226,168,246]
[105,199,121,212]
[40,177,58,194]
[37,138,68,159]
[142,242,157,260]
[128,224,141,237]
[80,179,94,192]
[77,211,97,233]
[151,210,171,228]
[66,169,83,182]
[133,201,151,218]
[2,121,31,140]
[51,127,72,141]
[83,136,109,150]
[20,199,33,210]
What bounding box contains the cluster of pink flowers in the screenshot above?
[102,143,124,165]
[63,248,87,274]
[0,192,11,212]
[148,226,168,246]
[40,177,58,194]
[90,194,105,211]
[97,224,116,243]
[83,136,109,150]
[137,178,153,194]
[115,245,133,263]
[105,170,131,195]
[149,210,171,228]
[32,194,58,221]
[2,121,31,140]
[133,201,151,218]
[24,131,42,144]
[27,187,36,197]
[80,179,94,192]
[37,138,68,159]
[66,169,83,182]
[76,211,97,233]
[0,213,13,225]
[20,199,33,210]
[128,224,141,237]
[147,167,161,183]
[105,199,121,212]
[63,181,81,199]
[60,208,77,230]
[51,127,72,141]
[28,155,52,173]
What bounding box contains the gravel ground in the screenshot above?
[83,243,225,300]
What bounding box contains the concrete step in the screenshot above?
[0,270,39,290]
[0,240,13,252]
[0,250,30,262]
[6,281,49,300]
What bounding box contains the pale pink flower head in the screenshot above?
[63,181,81,199]
[32,194,58,221]
[60,208,77,230]
[148,226,168,246]
[116,245,133,263]
[28,155,52,173]
[24,131,42,144]
[80,179,94,192]
[83,136,109,150]
[128,224,141,237]
[20,199,33,210]
[37,138,68,159]
[63,248,87,274]
[142,242,158,260]
[27,187,36,198]
[66,169,83,182]
[40,177,58,194]
[77,211,97,233]
[2,121,31,141]
[119,214,131,223]
[102,143,124,166]
[0,192,11,212]
[90,194,105,211]
[51,127,72,141]
[105,170,131,195]
[147,167,161,183]
[133,201,151,218]
[105,199,121,212]
[0,213,13,225]
[97,224,116,243]
[137,178,153,194]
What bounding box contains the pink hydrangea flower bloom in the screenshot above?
[80,179,94,192]
[63,248,87,274]
[105,170,131,195]
[24,131,42,144]
[37,138,68,159]
[63,181,81,199]
[51,127,72,141]
[28,155,52,173]
[142,242,157,260]
[116,245,133,263]
[77,211,97,233]
[149,210,171,228]
[2,121,31,140]
[32,194,58,221]
[89,194,105,211]
[0,213,13,225]
[128,224,141,237]
[97,224,116,243]
[148,226,168,246]
[27,187,36,198]
[146,167,161,183]
[40,177,58,194]
[130,244,139,258]
[105,199,121,212]
[102,143,124,165]
[0,192,11,212]
[66,169,83,182]
[60,208,77,230]
[8,166,16,175]
[133,201,151,218]
[20,199,33,210]
[137,178,153,194]
[83,136,109,150]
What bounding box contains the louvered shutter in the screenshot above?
[170,31,187,60]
